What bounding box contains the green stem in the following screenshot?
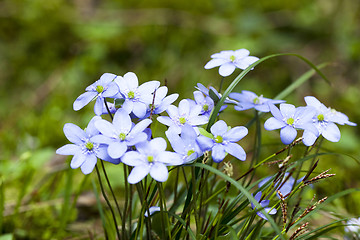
[95,165,121,240]
[157,182,172,239]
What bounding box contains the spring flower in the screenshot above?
[92,109,152,159]
[345,217,360,235]
[197,120,248,162]
[144,206,161,217]
[115,72,160,119]
[196,83,235,105]
[302,96,357,146]
[229,90,285,112]
[121,138,183,184]
[264,103,318,145]
[190,90,215,117]
[166,124,203,164]
[73,73,120,116]
[144,86,179,117]
[251,191,277,220]
[56,116,119,175]
[258,173,301,199]
[157,99,208,134]
[204,49,259,77]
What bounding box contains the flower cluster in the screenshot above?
[57,48,356,228]
[264,97,356,146]
[57,72,250,183]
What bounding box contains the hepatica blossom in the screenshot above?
[251,191,277,220]
[115,72,160,119]
[73,73,119,116]
[166,124,203,164]
[229,90,285,112]
[121,138,182,184]
[197,120,248,162]
[302,96,357,146]
[264,103,317,145]
[204,49,259,77]
[157,99,208,134]
[144,86,179,117]
[56,116,119,174]
[92,109,152,159]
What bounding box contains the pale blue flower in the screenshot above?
[121,138,182,184]
[144,206,161,217]
[251,191,277,220]
[56,116,119,174]
[144,86,179,117]
[302,96,357,146]
[204,49,259,77]
[229,90,285,112]
[92,109,152,159]
[166,124,203,164]
[115,72,160,118]
[190,90,215,117]
[73,73,120,116]
[258,173,301,199]
[264,103,318,145]
[157,99,208,134]
[197,120,248,163]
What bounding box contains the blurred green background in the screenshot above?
[0,0,359,239]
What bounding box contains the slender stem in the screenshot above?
[157,182,172,239]
[100,161,123,221]
[123,165,129,239]
[104,98,114,120]
[219,77,225,93]
[95,165,121,240]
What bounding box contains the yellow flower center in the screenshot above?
[187,149,195,156]
[147,156,154,163]
[85,142,94,150]
[128,91,135,99]
[96,85,104,93]
[215,136,223,143]
[119,133,126,141]
[286,118,295,125]
[203,104,209,111]
[317,114,324,121]
[179,117,187,124]
[230,55,236,62]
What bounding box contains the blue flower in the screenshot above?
[258,173,301,199]
[166,124,203,164]
[196,83,235,105]
[264,103,318,145]
[73,73,120,116]
[115,72,160,119]
[251,191,277,221]
[229,90,285,112]
[56,116,119,174]
[197,120,248,163]
[157,99,209,134]
[144,206,161,217]
[190,90,215,117]
[144,86,179,117]
[204,49,259,77]
[302,96,357,145]
[92,109,152,159]
[121,138,183,184]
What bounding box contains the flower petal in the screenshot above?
[223,126,248,142]
[210,120,228,136]
[56,144,80,155]
[322,122,341,142]
[219,63,236,77]
[280,126,297,145]
[204,58,228,69]
[73,92,97,111]
[80,154,97,174]
[224,142,246,161]
[128,164,150,184]
[264,117,286,131]
[107,141,127,159]
[70,152,87,169]
[63,123,87,145]
[212,144,226,162]
[150,162,169,182]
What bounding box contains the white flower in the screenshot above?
[204,49,259,77]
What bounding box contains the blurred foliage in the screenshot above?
[0,0,359,238]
